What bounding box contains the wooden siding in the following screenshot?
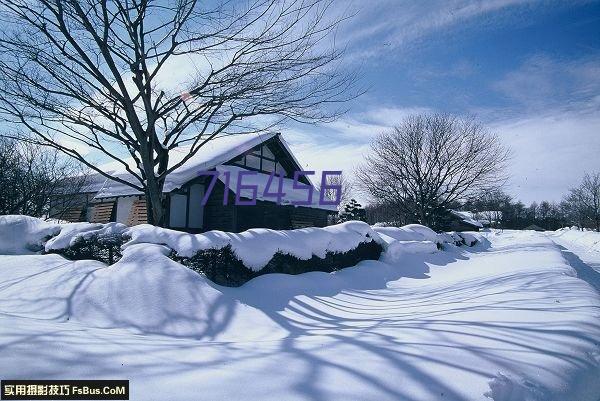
[90,202,116,223]
[58,206,85,223]
[126,199,148,226]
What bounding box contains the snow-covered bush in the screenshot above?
[1,216,385,286]
[174,245,253,287]
[1,215,479,287]
[177,240,383,287]
[458,232,479,247]
[50,231,129,265]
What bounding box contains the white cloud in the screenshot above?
[490,110,600,204]
[492,54,600,111]
[281,100,600,206]
[337,0,546,61]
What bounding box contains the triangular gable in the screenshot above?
[223,134,312,185]
[93,132,279,198]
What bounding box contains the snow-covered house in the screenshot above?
[448,210,483,232]
[51,133,336,232]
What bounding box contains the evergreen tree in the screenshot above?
[339,199,367,222]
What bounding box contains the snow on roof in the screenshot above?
[92,132,279,199]
[450,210,484,228]
[216,165,337,211]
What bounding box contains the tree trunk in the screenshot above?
[139,133,169,227]
[145,187,166,227]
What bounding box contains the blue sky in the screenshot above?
[286,0,600,204]
[5,0,597,205]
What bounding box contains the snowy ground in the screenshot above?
[1,230,600,401]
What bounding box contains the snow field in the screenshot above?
[0,228,599,400]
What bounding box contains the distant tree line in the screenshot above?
[364,173,600,232]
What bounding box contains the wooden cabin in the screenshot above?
[447,210,483,232]
[51,133,336,232]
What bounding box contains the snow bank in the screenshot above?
[45,222,127,252]
[0,216,130,255]
[70,243,280,338]
[1,216,389,272]
[0,215,59,254]
[381,240,439,263]
[373,224,481,248]
[1,216,481,272]
[2,225,599,401]
[126,221,384,271]
[458,232,482,246]
[552,228,600,252]
[372,224,439,245]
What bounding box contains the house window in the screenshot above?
[262,145,275,159]
[232,155,245,166]
[228,142,289,176]
[169,193,187,228]
[245,154,261,169]
[115,196,135,224]
[262,159,276,173]
[188,184,204,229]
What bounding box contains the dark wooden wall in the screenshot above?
[203,180,237,232]
[202,180,330,232]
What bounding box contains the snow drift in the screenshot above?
[1,226,598,401]
[552,227,600,252]
[0,215,59,254]
[70,243,280,339]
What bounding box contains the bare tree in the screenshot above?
[318,172,353,209]
[0,136,88,218]
[357,114,510,229]
[564,172,600,231]
[0,0,357,226]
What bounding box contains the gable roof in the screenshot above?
[450,210,484,229]
[89,132,315,201]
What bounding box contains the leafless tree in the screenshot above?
[0,0,357,226]
[318,172,353,209]
[357,114,510,229]
[564,172,600,231]
[0,136,88,218]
